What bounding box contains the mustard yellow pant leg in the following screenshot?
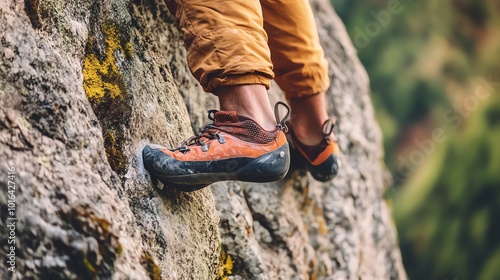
[166,0,274,93]
[261,0,330,99]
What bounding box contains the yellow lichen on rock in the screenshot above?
[140,251,161,280]
[83,25,126,100]
[225,254,233,275]
[82,24,132,175]
[216,249,233,280]
[125,42,133,58]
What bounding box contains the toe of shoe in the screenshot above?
[142,145,175,175]
[309,154,340,182]
[142,145,157,168]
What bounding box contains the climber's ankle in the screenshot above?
[215,85,277,131]
[290,92,330,146]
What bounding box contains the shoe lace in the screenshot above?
[176,102,291,153]
[177,110,227,153]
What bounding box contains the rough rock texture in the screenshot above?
[0,0,406,279]
[210,1,407,278]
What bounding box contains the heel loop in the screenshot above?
[274,101,290,132]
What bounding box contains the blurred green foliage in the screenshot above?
[332,0,500,279]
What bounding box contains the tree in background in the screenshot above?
[333,0,500,279]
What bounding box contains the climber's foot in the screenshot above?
[287,119,340,182]
[142,102,291,192]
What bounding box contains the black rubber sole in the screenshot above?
[144,143,290,192]
[307,154,339,182]
[289,146,339,182]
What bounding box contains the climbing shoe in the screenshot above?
[142,102,291,192]
[287,119,340,182]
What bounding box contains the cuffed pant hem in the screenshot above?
[206,74,272,93]
[277,72,330,99]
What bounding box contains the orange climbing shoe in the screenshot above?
[142,102,291,192]
[287,119,340,182]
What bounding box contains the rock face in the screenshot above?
[0,0,406,279]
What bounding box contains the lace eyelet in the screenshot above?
[201,142,209,152]
[216,133,226,144]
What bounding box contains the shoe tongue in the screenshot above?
[213,111,240,126]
